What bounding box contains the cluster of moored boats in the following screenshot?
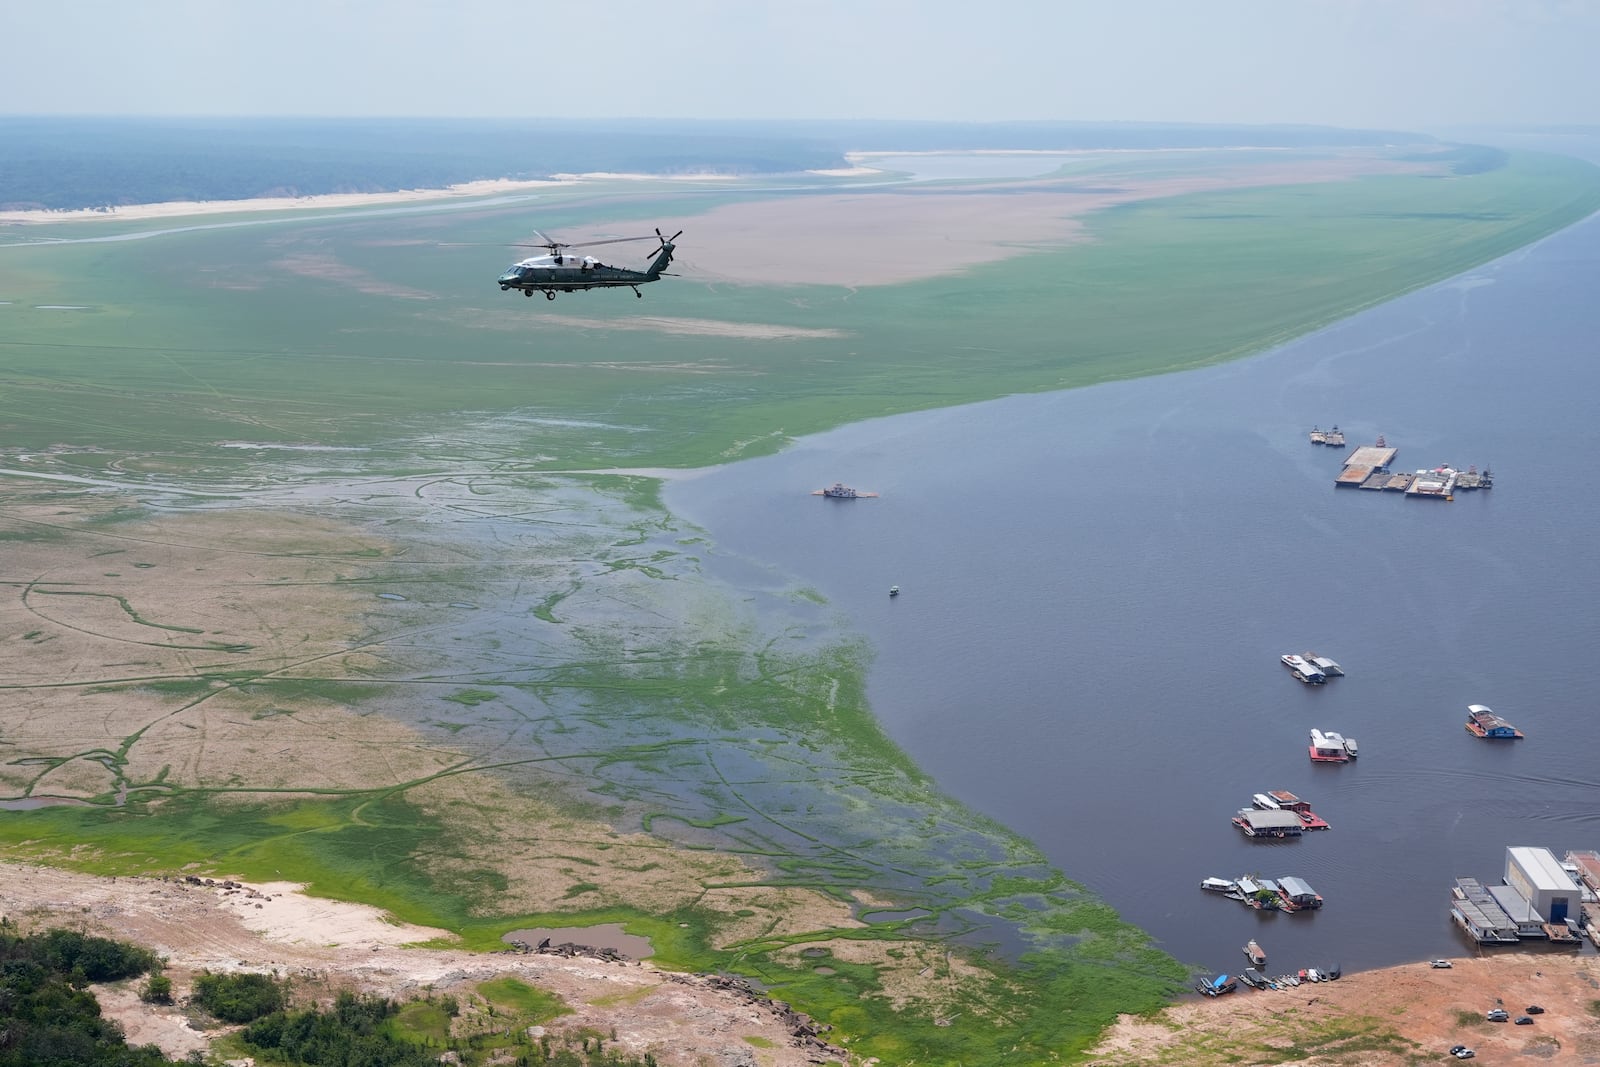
[1307,425,1347,447]
[1231,790,1332,838]
[1281,651,1343,685]
[1200,874,1324,912]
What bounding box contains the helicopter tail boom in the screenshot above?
[644,228,682,279]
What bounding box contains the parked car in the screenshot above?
[1452,1048,1476,1060]
[1486,1008,1509,1022]
[1430,959,1453,968]
[1515,1016,1534,1025]
[1526,1005,1545,1014]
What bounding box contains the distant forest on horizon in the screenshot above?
[0,116,1434,211]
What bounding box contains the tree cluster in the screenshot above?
[0,922,178,1067]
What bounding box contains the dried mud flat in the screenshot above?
[1088,952,1600,1066]
[1,861,840,1066]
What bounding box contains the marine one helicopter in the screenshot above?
[498,228,682,299]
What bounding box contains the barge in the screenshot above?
[1465,704,1523,739]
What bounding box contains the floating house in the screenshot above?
[1276,876,1324,910]
[1232,809,1304,838]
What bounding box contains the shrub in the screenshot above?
[191,971,286,1023]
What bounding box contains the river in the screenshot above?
[664,136,1600,975]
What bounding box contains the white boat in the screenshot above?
[1252,793,1281,810]
[1200,877,1238,893]
[1343,736,1359,758]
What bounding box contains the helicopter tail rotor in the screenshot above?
[647,228,684,260]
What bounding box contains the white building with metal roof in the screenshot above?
[1506,846,1581,925]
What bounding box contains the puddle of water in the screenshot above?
[501,923,653,958]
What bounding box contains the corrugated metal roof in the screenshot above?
[1278,876,1317,897]
[1243,810,1304,829]
[1509,846,1579,892]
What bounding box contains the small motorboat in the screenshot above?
[888,585,900,597]
[1343,736,1359,758]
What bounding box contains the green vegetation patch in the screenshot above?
[477,976,573,1023]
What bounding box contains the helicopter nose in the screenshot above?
[498,270,519,285]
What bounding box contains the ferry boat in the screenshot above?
[1244,940,1267,967]
[1322,426,1346,447]
[1465,704,1524,739]
[1200,877,1238,893]
[1309,729,1350,763]
[1308,426,1327,444]
[1281,653,1326,684]
[1252,793,1281,810]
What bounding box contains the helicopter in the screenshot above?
[498,228,682,299]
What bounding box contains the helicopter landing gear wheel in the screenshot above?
[632,286,642,298]
[545,290,556,301]
[500,285,509,291]
[523,289,532,297]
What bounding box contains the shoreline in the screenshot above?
[0,167,869,226]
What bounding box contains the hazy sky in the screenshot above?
[3,0,1596,130]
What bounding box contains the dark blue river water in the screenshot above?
[665,138,1600,977]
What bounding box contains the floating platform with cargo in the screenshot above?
[1327,434,1494,499]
